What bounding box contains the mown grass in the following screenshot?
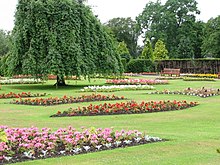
[0,77,220,165]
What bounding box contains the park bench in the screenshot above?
[161,68,180,77]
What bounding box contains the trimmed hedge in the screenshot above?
[126,59,155,73]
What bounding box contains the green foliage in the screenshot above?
[117,41,131,62]
[140,38,154,61]
[105,17,139,58]
[153,39,169,60]
[8,0,123,84]
[202,16,220,58]
[136,0,202,59]
[126,59,155,73]
[0,29,10,57]
[0,129,7,143]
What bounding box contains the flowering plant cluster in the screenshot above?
[0,126,162,164]
[80,85,155,92]
[51,100,198,117]
[156,77,183,80]
[183,74,218,79]
[11,94,125,106]
[149,87,220,98]
[0,92,47,99]
[123,73,142,77]
[47,75,79,80]
[106,79,168,85]
[0,78,44,85]
[183,77,215,81]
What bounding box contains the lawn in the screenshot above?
[0,78,220,165]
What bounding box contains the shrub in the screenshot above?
[126,59,155,73]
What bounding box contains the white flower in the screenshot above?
[60,150,65,155]
[114,141,121,147]
[134,137,142,143]
[83,146,90,151]
[104,143,112,148]
[95,145,102,150]
[123,140,132,145]
[4,156,12,161]
[72,148,82,154]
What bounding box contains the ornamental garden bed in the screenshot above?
[156,77,183,80]
[50,100,198,117]
[149,87,220,98]
[80,85,155,92]
[10,94,125,106]
[0,126,162,164]
[182,73,218,79]
[0,79,45,85]
[0,92,47,99]
[106,79,168,85]
[183,77,215,81]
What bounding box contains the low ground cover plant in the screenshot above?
[80,85,155,92]
[51,100,198,117]
[11,94,125,106]
[149,87,220,98]
[0,126,162,164]
[0,92,47,99]
[106,79,168,85]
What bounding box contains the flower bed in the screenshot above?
[0,92,47,99]
[80,85,155,92]
[106,79,168,85]
[0,126,162,164]
[149,87,220,98]
[156,77,183,80]
[183,74,218,79]
[0,78,44,85]
[51,100,198,117]
[11,94,125,106]
[183,77,215,81]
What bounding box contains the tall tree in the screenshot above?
[8,0,123,85]
[0,30,10,57]
[153,39,169,60]
[140,38,154,61]
[202,16,220,58]
[105,17,139,58]
[117,41,131,62]
[136,0,201,59]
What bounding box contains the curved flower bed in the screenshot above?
[51,100,198,117]
[0,126,162,164]
[0,92,47,99]
[11,94,125,106]
[106,79,168,85]
[80,85,155,92]
[149,87,220,98]
[183,77,215,81]
[183,74,218,79]
[0,78,44,85]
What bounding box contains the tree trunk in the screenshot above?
[54,75,66,86]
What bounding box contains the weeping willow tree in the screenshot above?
[9,0,123,86]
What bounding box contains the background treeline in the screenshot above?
[1,0,220,76]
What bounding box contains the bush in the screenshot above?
[126,59,155,73]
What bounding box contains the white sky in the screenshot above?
[0,0,220,31]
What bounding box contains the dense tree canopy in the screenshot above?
[105,17,139,58]
[202,16,220,58]
[140,38,154,61]
[8,0,123,85]
[0,30,10,57]
[153,39,169,60]
[136,0,202,59]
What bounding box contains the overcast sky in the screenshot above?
[0,0,220,31]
